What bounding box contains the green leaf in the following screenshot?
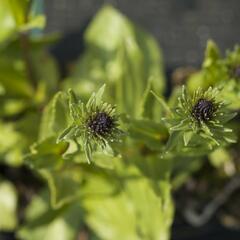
[25,137,83,208]
[86,84,105,109]
[63,5,165,119]
[0,121,21,164]
[26,138,119,209]
[151,90,173,117]
[90,151,118,169]
[187,41,226,92]
[6,0,29,27]
[164,131,183,154]
[0,54,33,98]
[84,141,92,164]
[39,92,69,141]
[0,180,18,231]
[203,39,221,68]
[6,0,45,32]
[219,80,240,110]
[31,49,59,97]
[95,84,106,105]
[209,148,233,168]
[0,0,45,43]
[26,138,68,168]
[183,131,193,146]
[0,0,16,42]
[128,118,168,150]
[39,167,82,209]
[0,111,40,166]
[18,190,84,240]
[19,15,45,32]
[169,119,189,132]
[0,35,59,118]
[223,131,237,143]
[84,176,173,240]
[27,141,120,209]
[57,125,78,143]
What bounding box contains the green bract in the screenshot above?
[188,41,240,110]
[57,85,123,163]
[164,86,237,154]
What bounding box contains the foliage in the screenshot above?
[188,40,240,109]
[0,2,239,240]
[0,180,18,230]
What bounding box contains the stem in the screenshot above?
[20,32,37,90]
[19,0,37,90]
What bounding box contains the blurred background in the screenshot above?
[45,0,240,69]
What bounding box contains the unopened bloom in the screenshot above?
[58,85,123,163]
[166,86,236,151]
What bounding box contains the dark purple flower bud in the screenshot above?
[192,98,216,122]
[88,112,115,137]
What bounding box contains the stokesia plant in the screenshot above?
[0,2,239,240]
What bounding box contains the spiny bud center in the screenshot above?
[192,98,215,122]
[88,112,114,136]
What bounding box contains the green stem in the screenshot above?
[19,0,37,90]
[19,32,37,90]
